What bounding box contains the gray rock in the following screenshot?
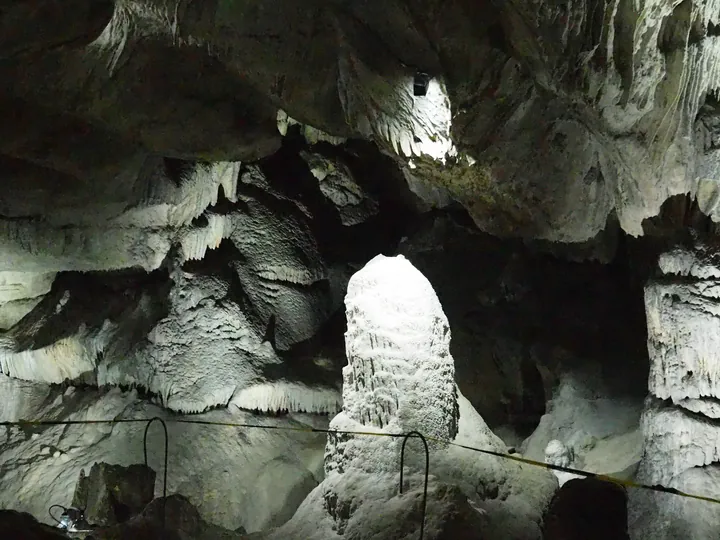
[87,494,246,540]
[0,509,67,540]
[72,462,156,526]
[543,478,630,540]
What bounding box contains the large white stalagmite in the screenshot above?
[632,241,720,539]
[269,254,555,540]
[327,254,459,474]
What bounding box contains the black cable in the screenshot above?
[7,417,720,506]
[143,417,169,534]
[48,503,67,526]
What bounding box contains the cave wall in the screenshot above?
[6,0,720,537]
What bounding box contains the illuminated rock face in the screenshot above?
[338,51,456,164]
[342,254,457,436]
[0,375,327,534]
[269,255,557,540]
[327,254,459,473]
[544,439,580,487]
[9,0,720,249]
[0,160,350,414]
[632,242,720,539]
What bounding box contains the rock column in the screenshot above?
[632,242,720,538]
[326,254,459,474]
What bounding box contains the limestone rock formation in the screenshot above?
[543,440,577,487]
[72,462,156,527]
[327,254,459,474]
[266,255,556,540]
[632,240,720,539]
[7,1,720,536]
[0,375,326,534]
[5,0,720,246]
[301,151,379,227]
[522,372,643,485]
[398,213,647,450]
[0,156,348,414]
[97,261,339,414]
[267,472,487,540]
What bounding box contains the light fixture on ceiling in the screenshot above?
[413,71,431,97]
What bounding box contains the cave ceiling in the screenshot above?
[1,0,720,242]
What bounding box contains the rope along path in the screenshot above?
[2,417,718,506]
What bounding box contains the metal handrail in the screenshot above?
[143,417,169,533]
[399,431,429,540]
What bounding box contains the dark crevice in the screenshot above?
[642,193,720,244]
[181,238,254,312]
[278,307,346,383]
[401,210,649,429]
[255,133,420,265]
[486,22,507,52]
[10,268,171,352]
[656,397,720,426]
[190,213,209,228]
[613,0,639,105]
[262,314,277,348]
[205,182,243,215]
[658,0,704,54]
[163,157,195,188]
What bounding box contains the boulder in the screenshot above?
[0,509,67,540]
[86,494,245,540]
[72,462,156,526]
[543,478,629,540]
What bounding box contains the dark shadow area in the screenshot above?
[261,131,421,264]
[11,268,172,353]
[400,208,650,437]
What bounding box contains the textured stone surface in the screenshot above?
[269,255,556,540]
[0,376,326,533]
[266,472,488,540]
[3,0,720,245]
[634,241,720,538]
[326,254,459,474]
[301,152,379,227]
[522,372,643,483]
[8,1,720,535]
[398,213,647,435]
[646,279,720,402]
[0,157,348,414]
[72,462,155,526]
[629,464,720,540]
